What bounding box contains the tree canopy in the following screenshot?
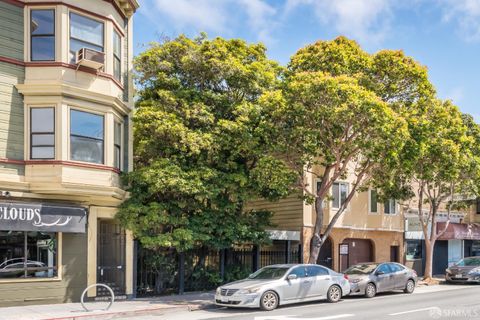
[118,34,296,251]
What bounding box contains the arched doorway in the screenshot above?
[317,237,333,269]
[341,238,373,270]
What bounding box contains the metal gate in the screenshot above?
[97,220,126,297]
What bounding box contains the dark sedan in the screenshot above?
[446,257,480,283]
[345,262,417,298]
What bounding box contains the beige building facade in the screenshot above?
[0,0,138,306]
[255,167,404,272]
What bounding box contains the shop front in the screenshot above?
[0,200,135,307]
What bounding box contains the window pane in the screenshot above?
[289,267,306,278]
[31,36,55,61]
[332,183,339,208]
[340,183,348,206]
[69,38,104,63]
[32,134,54,146]
[70,13,103,48]
[114,122,121,145]
[113,30,121,57]
[0,231,25,279]
[71,110,103,139]
[114,145,120,169]
[31,10,54,35]
[370,190,377,213]
[31,108,54,132]
[406,241,422,260]
[32,146,54,159]
[26,232,57,278]
[114,57,121,81]
[70,135,103,164]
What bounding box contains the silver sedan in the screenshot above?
[215,264,350,311]
[345,262,417,298]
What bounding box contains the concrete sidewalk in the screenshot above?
[0,292,215,320]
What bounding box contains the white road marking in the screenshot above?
[388,306,438,316]
[254,314,355,320]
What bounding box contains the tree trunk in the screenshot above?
[308,196,325,264]
[423,239,434,281]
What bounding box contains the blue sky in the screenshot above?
[134,0,480,119]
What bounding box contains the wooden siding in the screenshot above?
[0,233,88,307]
[0,1,24,61]
[247,194,303,231]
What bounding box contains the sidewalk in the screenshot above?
[0,292,215,320]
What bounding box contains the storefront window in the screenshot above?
[406,240,422,260]
[70,109,104,164]
[0,231,57,279]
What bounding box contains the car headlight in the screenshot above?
[237,288,260,294]
[216,287,221,295]
[468,267,480,274]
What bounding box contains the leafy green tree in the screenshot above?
[118,34,296,252]
[273,37,435,263]
[395,99,480,281]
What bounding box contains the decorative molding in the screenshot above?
[0,56,25,67]
[0,158,121,174]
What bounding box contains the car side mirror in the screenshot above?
[287,274,298,280]
[376,271,385,275]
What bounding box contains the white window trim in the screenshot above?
[368,189,378,214]
[331,181,349,210]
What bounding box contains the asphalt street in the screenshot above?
[118,284,480,320]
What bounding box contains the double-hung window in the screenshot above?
[70,110,104,164]
[30,108,55,159]
[384,199,397,214]
[69,12,104,63]
[332,182,348,209]
[369,189,378,213]
[30,9,55,61]
[114,122,122,170]
[113,30,122,81]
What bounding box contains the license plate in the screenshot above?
[221,297,229,302]
[455,274,462,278]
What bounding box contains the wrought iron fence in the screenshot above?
[136,243,301,296]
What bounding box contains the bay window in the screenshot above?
[332,182,348,209]
[0,231,57,279]
[30,107,55,159]
[30,9,55,61]
[69,12,104,63]
[113,30,122,81]
[70,110,104,164]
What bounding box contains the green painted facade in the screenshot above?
[0,1,25,175]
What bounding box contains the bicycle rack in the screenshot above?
[80,283,115,312]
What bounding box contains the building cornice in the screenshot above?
[16,82,131,115]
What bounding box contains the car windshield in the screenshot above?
[456,257,480,266]
[249,267,290,280]
[345,263,379,275]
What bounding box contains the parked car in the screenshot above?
[445,256,480,283]
[0,258,46,278]
[344,262,417,298]
[215,264,350,311]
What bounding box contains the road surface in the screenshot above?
[119,284,480,320]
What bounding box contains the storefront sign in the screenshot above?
[437,222,480,240]
[0,202,86,233]
[339,244,349,255]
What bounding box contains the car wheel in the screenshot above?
[404,279,415,293]
[327,285,342,303]
[365,283,376,298]
[260,291,279,311]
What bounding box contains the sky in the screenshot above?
[133,0,480,120]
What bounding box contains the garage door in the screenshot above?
[344,238,373,268]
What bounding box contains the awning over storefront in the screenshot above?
[0,201,86,233]
[437,222,480,240]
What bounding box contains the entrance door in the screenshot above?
[390,246,399,262]
[317,237,333,269]
[448,240,463,266]
[97,220,126,296]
